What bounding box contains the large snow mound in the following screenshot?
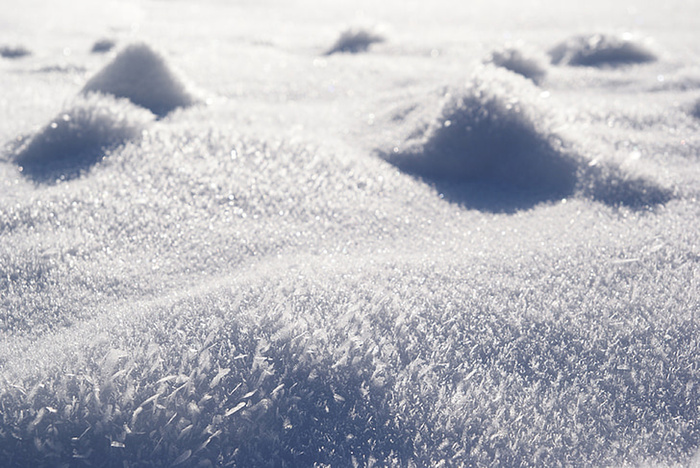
[381,69,671,210]
[325,27,385,55]
[13,94,153,181]
[382,70,579,207]
[549,33,657,67]
[82,43,196,117]
[486,46,547,85]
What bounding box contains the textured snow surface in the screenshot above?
[1,0,699,466]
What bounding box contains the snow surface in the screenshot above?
[1,0,699,466]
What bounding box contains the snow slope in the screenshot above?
[1,0,699,466]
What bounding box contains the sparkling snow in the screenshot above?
[1,0,699,466]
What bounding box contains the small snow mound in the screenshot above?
[91,38,116,54]
[383,69,578,206]
[486,47,547,84]
[0,45,31,59]
[381,68,671,211]
[13,94,153,181]
[549,33,656,67]
[82,42,196,117]
[325,27,385,55]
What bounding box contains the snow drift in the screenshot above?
[13,94,153,181]
[549,33,656,67]
[82,43,196,117]
[326,27,385,55]
[381,69,671,210]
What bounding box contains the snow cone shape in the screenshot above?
[549,33,656,67]
[14,94,153,181]
[384,71,578,199]
[82,43,196,117]
[326,27,385,55]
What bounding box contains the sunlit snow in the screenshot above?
[1,0,699,466]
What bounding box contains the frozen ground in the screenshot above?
[1,0,699,466]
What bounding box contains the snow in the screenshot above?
[1,0,699,466]
[382,68,579,202]
[549,33,657,67]
[82,42,197,117]
[13,93,153,181]
[486,46,548,85]
[0,45,31,59]
[91,38,116,54]
[325,26,386,55]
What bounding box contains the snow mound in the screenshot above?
[0,44,31,59]
[381,69,671,211]
[382,70,579,208]
[486,47,547,84]
[13,94,153,181]
[91,38,116,53]
[325,27,385,55]
[82,42,196,117]
[549,33,656,67]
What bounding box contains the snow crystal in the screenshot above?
[91,38,116,54]
[0,44,31,59]
[486,47,547,85]
[13,93,153,181]
[549,33,656,67]
[82,42,197,117]
[325,27,385,55]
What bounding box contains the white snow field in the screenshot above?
[1,0,699,466]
